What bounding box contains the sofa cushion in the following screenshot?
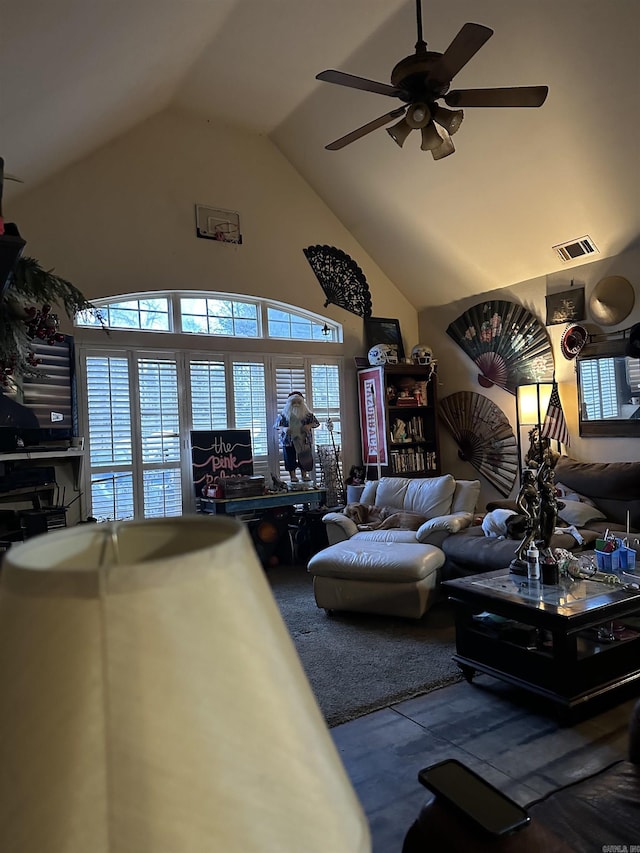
[451,480,481,514]
[441,525,589,577]
[557,499,607,527]
[406,475,456,518]
[351,529,421,545]
[359,479,379,505]
[371,477,410,510]
[554,457,640,529]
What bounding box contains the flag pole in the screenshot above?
[371,384,382,481]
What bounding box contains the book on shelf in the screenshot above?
[395,396,419,406]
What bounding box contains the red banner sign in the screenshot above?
[358,367,387,466]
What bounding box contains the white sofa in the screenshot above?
[307,475,480,618]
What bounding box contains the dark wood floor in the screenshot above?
[270,557,635,851]
[331,674,635,853]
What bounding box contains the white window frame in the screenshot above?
[75,292,345,521]
[76,290,343,343]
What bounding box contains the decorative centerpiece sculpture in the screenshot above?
[510,449,561,576]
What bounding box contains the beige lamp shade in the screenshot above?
[516,383,553,425]
[0,517,370,853]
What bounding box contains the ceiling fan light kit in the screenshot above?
[316,0,548,158]
[419,122,445,152]
[429,129,455,160]
[432,104,464,135]
[387,119,413,147]
[406,103,431,128]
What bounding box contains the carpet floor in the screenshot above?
[268,564,463,727]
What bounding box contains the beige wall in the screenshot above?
[8,105,637,500]
[7,107,419,468]
[420,248,640,507]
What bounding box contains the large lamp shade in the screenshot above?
[516,383,553,425]
[0,516,370,853]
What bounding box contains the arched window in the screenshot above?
[75,292,344,522]
[76,291,342,342]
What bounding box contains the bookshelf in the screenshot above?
[357,364,441,479]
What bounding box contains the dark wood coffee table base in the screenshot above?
[444,569,640,718]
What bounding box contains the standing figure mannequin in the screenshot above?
[274,392,320,482]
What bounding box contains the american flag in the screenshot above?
[541,382,570,446]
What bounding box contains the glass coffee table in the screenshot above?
[443,568,640,716]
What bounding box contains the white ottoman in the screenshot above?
[307,540,445,619]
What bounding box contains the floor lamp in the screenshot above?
[515,382,553,475]
[0,516,371,853]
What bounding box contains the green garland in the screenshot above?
[1,256,103,382]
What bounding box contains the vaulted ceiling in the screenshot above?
[2,0,639,309]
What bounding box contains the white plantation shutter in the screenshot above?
[137,358,182,517]
[275,362,307,411]
[138,359,180,464]
[86,356,132,466]
[143,469,182,517]
[581,359,618,419]
[91,471,135,523]
[80,345,343,518]
[85,356,135,521]
[274,361,307,480]
[628,359,640,400]
[310,363,342,448]
[190,360,228,429]
[232,362,268,478]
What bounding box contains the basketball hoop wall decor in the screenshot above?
[195,205,242,244]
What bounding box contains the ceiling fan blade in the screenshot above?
[445,86,549,107]
[316,70,402,98]
[325,107,406,150]
[429,23,493,84]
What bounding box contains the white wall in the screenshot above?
[420,247,640,508]
[6,107,419,469]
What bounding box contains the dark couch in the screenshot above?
[403,699,640,852]
[441,458,640,579]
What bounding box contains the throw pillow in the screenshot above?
[451,479,481,514]
[416,512,473,541]
[557,499,606,527]
[555,482,597,507]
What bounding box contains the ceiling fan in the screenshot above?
[316,0,548,159]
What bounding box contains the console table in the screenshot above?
[198,489,326,516]
[444,568,640,717]
[199,489,327,567]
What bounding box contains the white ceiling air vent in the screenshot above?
[552,235,599,262]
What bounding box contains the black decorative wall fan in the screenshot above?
[303,245,372,318]
[439,391,518,497]
[316,0,548,159]
[446,300,554,394]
